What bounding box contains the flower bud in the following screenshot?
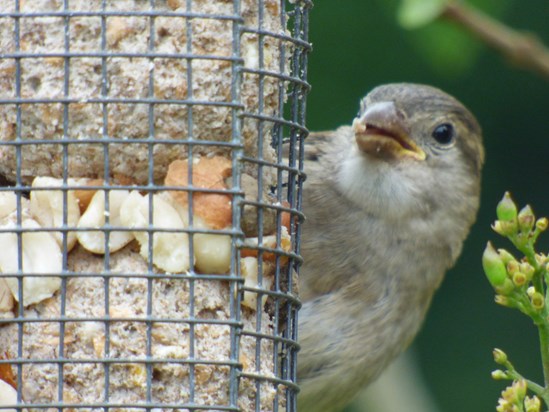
[491,369,508,380]
[496,398,511,412]
[483,242,508,288]
[506,260,520,276]
[492,220,518,236]
[496,278,515,295]
[518,205,535,233]
[492,221,506,236]
[527,286,536,298]
[535,253,546,266]
[493,348,508,365]
[514,379,527,400]
[501,384,516,403]
[498,249,516,265]
[495,295,511,307]
[497,192,518,222]
[519,262,535,280]
[512,272,526,287]
[500,380,526,404]
[531,292,544,310]
[502,221,519,236]
[536,217,548,232]
[524,395,541,412]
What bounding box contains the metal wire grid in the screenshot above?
[0,0,311,411]
[237,1,310,411]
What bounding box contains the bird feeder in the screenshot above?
[0,0,310,410]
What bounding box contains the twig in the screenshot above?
[441,1,549,80]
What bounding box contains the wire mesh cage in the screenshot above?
[0,0,310,410]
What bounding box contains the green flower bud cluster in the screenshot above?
[482,242,544,315]
[496,380,540,412]
[482,193,549,319]
[492,192,548,249]
[492,349,543,411]
[484,192,549,411]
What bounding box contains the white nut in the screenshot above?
[0,218,62,307]
[157,191,190,226]
[240,257,273,310]
[0,193,34,222]
[194,233,232,274]
[71,178,104,213]
[120,191,191,273]
[162,196,231,274]
[0,279,14,312]
[77,190,133,254]
[0,379,17,412]
[30,176,81,251]
[0,192,17,220]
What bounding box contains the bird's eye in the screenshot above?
[431,123,455,145]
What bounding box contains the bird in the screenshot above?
[297,83,484,411]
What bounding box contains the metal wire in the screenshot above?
[0,0,310,410]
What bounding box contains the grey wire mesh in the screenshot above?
[0,0,310,411]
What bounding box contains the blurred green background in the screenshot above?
[304,1,549,411]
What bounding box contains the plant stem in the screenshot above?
[441,1,549,80]
[538,322,549,389]
[504,366,548,404]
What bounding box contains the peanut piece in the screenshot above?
[30,176,81,251]
[0,379,17,412]
[0,218,62,307]
[120,191,191,273]
[240,257,273,310]
[77,190,134,254]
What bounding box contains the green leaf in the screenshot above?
[409,21,481,76]
[375,0,515,77]
[397,0,447,29]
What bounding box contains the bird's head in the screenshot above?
[340,83,484,237]
[353,83,483,172]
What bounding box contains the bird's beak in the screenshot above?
[352,101,426,161]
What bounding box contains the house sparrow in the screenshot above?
[297,83,484,411]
